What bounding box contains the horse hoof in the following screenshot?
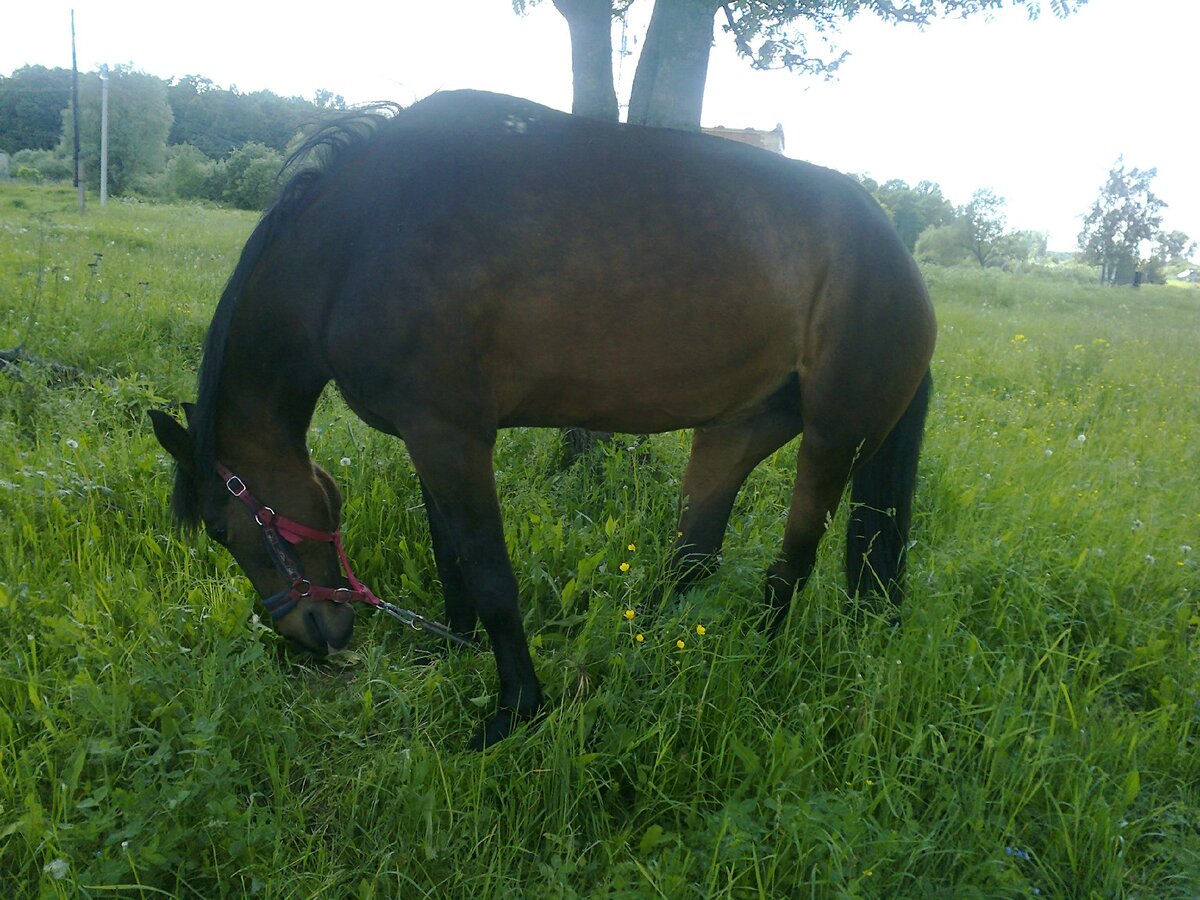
[468,709,521,751]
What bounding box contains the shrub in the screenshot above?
[10,148,73,182]
[165,144,215,201]
[221,142,283,210]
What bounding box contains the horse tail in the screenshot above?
[845,368,932,603]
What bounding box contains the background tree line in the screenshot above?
[0,65,344,209]
[1,34,1193,283]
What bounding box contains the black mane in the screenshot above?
[170,103,401,526]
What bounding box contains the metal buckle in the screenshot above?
[225,475,247,497]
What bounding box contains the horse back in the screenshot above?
[291,92,932,433]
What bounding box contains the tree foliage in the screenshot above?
[914,220,972,266]
[167,76,325,159]
[858,178,954,253]
[60,66,173,195]
[1155,230,1195,267]
[518,0,1088,130]
[1077,158,1165,286]
[220,142,285,210]
[720,0,1087,77]
[960,188,1008,268]
[0,66,73,155]
[913,190,1045,269]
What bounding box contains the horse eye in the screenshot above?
[206,523,229,544]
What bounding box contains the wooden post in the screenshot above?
[71,9,85,213]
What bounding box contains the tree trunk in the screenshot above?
[627,0,721,130]
[552,0,620,122]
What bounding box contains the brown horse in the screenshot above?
[149,90,936,748]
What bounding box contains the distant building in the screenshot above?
[1171,268,1197,283]
[702,124,786,155]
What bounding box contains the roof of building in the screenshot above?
[701,124,786,155]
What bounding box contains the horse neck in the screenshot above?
[211,286,329,479]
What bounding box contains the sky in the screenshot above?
[2,0,1197,253]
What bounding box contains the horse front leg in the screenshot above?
[405,426,542,749]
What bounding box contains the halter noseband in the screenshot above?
[215,462,379,620]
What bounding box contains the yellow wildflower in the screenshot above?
[676,639,685,650]
[627,543,637,552]
[619,561,630,573]
[695,624,706,635]
[624,608,635,620]
[635,633,644,643]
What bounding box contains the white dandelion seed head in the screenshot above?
[339,457,351,467]
[43,858,69,880]
[1076,434,1087,443]
[65,438,78,449]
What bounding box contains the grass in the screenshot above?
[1,180,1197,897]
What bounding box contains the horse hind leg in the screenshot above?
[670,400,803,594]
[763,426,860,631]
[764,365,931,630]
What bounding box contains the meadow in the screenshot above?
[0,181,1196,897]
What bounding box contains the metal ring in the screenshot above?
[255,506,276,526]
[333,587,352,605]
[296,579,311,598]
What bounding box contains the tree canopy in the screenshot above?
[0,66,73,155]
[857,178,954,253]
[60,67,173,195]
[959,188,1008,269]
[1077,158,1166,286]
[167,76,330,159]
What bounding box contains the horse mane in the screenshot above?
[171,103,402,526]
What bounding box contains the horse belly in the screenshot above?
[492,297,801,433]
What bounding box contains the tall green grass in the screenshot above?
[1,182,1197,897]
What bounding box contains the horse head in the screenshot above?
[149,407,356,654]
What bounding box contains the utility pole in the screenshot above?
[100,65,109,206]
[71,9,84,212]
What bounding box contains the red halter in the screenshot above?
[212,462,471,647]
[215,462,379,620]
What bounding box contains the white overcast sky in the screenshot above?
[3,0,1197,252]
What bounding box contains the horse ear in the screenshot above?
[182,402,197,428]
[148,408,196,475]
